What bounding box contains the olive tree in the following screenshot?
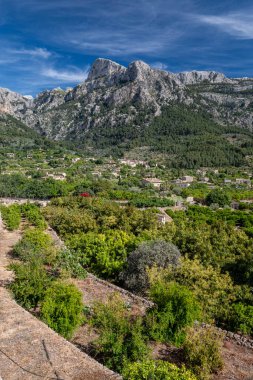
[120,239,181,295]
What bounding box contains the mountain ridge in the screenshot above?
[0,58,253,167]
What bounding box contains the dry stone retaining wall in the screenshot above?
[200,323,253,350]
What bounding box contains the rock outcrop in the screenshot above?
[1,58,253,143]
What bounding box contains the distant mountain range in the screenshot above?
[1,58,253,167]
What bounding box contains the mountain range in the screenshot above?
[1,58,253,167]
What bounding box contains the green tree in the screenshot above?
[67,230,136,279]
[120,240,181,295]
[206,189,231,207]
[147,281,201,345]
[41,281,83,339]
[153,258,235,322]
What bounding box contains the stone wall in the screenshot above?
[200,323,253,349]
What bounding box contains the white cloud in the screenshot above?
[196,12,253,39]
[151,62,168,70]
[9,47,52,58]
[41,67,89,82]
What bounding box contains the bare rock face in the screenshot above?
[87,58,126,81]
[0,88,33,118]
[1,58,253,142]
[176,70,232,85]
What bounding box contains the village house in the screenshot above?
[72,157,81,163]
[235,178,251,187]
[181,175,195,183]
[199,176,210,183]
[143,178,164,189]
[170,179,191,188]
[120,159,148,168]
[91,171,102,178]
[6,153,15,158]
[45,172,67,181]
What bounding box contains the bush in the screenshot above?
[90,295,149,373]
[41,281,83,339]
[67,230,137,279]
[120,240,181,295]
[229,303,253,335]
[146,281,201,345]
[9,258,51,309]
[21,203,47,229]
[156,258,235,322]
[123,360,197,380]
[184,326,224,380]
[13,228,57,264]
[55,249,87,279]
[0,205,21,230]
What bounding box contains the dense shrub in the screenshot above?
[129,197,175,208]
[90,296,149,373]
[184,326,224,380]
[0,173,70,199]
[9,258,51,309]
[55,249,87,279]
[120,240,181,294]
[21,203,47,229]
[13,228,57,264]
[123,360,197,380]
[41,281,83,339]
[0,204,21,230]
[67,230,137,279]
[152,259,235,322]
[229,303,253,335]
[146,281,201,345]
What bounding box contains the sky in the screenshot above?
[0,0,253,95]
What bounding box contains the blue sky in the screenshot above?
[1,0,253,95]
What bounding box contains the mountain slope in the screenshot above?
[0,58,253,167]
[0,113,57,150]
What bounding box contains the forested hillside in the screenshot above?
[87,104,253,167]
[0,114,54,150]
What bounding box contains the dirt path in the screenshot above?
[0,218,121,379]
[0,216,22,285]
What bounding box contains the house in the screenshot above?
[235,178,251,187]
[181,175,194,183]
[224,179,232,184]
[91,171,102,178]
[231,201,240,210]
[186,196,195,204]
[196,169,207,176]
[6,153,15,158]
[72,157,81,163]
[46,172,67,181]
[170,179,191,188]
[143,178,164,189]
[120,159,148,168]
[199,177,210,183]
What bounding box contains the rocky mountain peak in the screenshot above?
[126,60,153,82]
[0,88,32,117]
[87,58,126,81]
[176,70,231,85]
